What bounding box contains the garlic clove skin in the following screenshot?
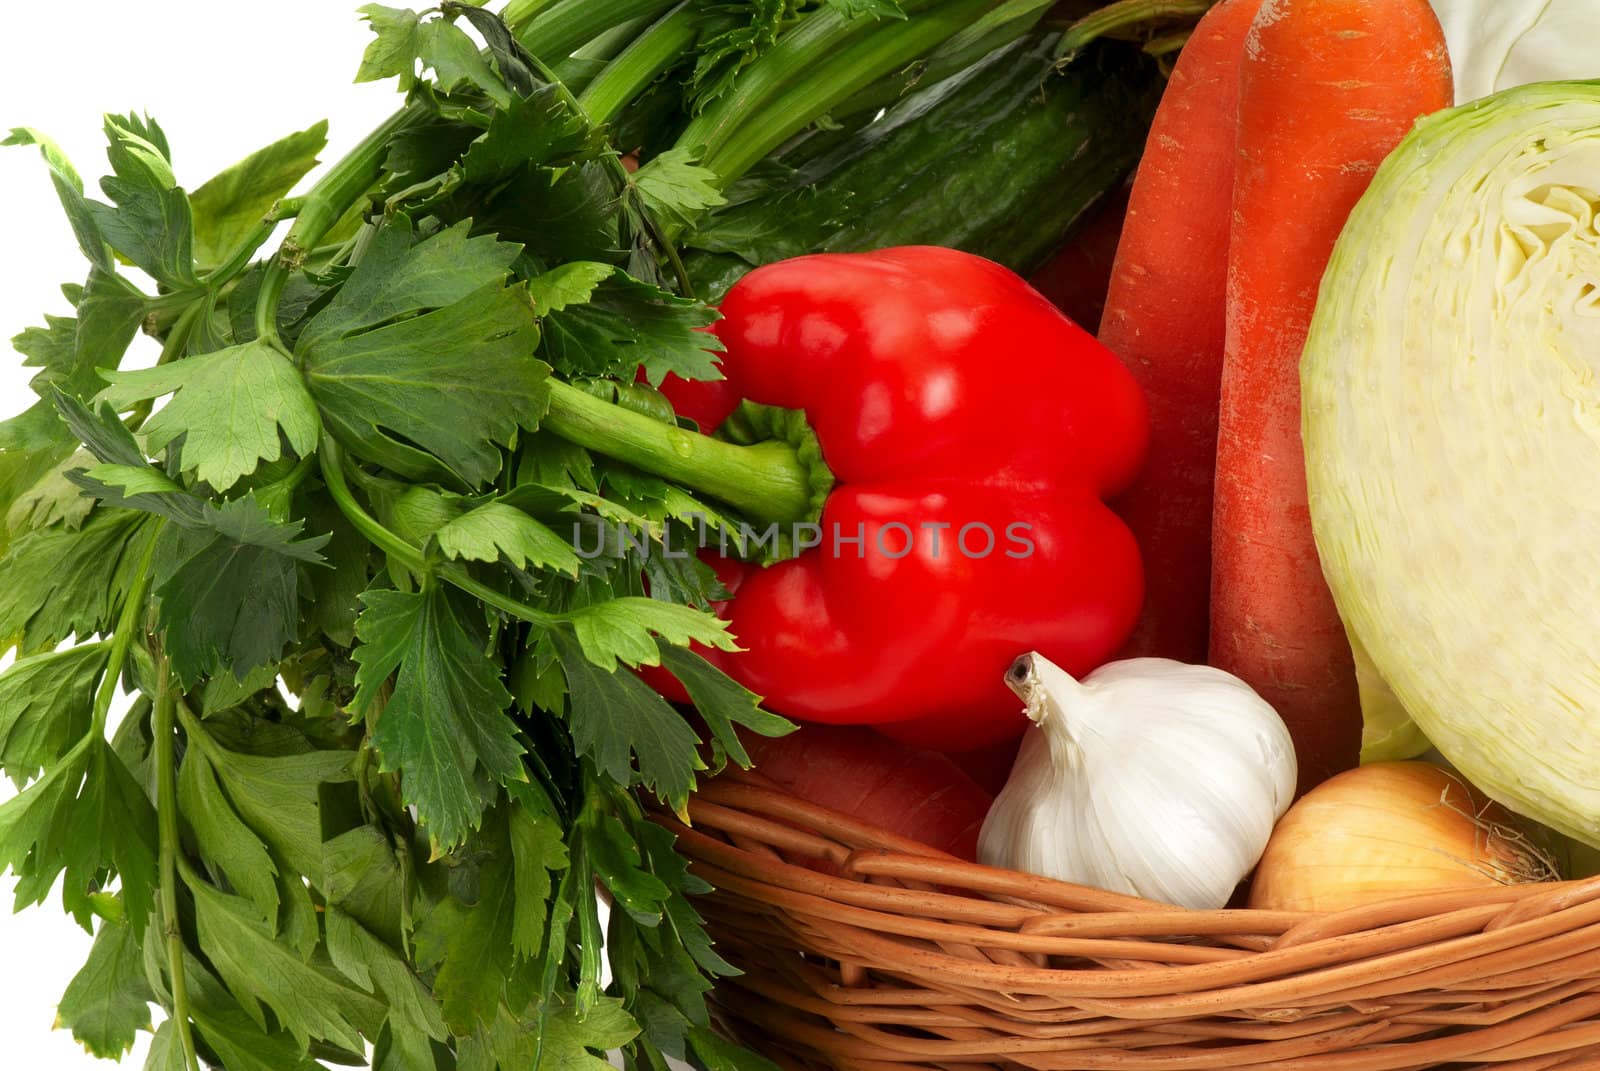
[979,655,1297,910]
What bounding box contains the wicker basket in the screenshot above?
[658,770,1600,1071]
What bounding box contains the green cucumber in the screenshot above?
[683,35,1162,300]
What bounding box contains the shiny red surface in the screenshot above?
[661,248,1147,751]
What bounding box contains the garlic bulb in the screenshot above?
[978,654,1296,910]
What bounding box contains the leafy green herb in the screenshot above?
[298,218,545,486]
[188,122,328,268]
[99,339,320,492]
[353,585,524,847]
[56,914,155,1058]
[531,262,724,384]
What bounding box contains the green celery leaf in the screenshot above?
[381,484,463,547]
[379,119,476,193]
[0,745,85,899]
[6,271,145,449]
[352,586,524,847]
[448,4,536,96]
[51,391,215,525]
[188,1009,328,1071]
[14,305,79,367]
[587,814,670,925]
[525,262,614,315]
[143,1020,184,1071]
[689,0,790,115]
[543,995,641,1070]
[356,4,422,85]
[71,464,205,527]
[631,148,727,229]
[508,796,567,959]
[197,661,279,716]
[459,84,596,185]
[688,1024,783,1071]
[3,129,110,270]
[184,873,384,1051]
[153,496,329,684]
[321,827,407,948]
[418,853,514,1033]
[628,989,693,1063]
[297,218,544,486]
[0,642,109,786]
[550,631,703,811]
[52,390,155,466]
[302,494,370,647]
[0,395,75,461]
[74,268,149,386]
[417,18,510,105]
[476,161,617,266]
[78,464,175,499]
[278,861,322,961]
[0,507,152,653]
[462,995,636,1071]
[57,913,154,1058]
[567,597,737,672]
[529,263,723,384]
[324,905,448,1060]
[188,726,354,880]
[89,114,195,288]
[6,448,96,533]
[98,338,320,492]
[514,430,597,493]
[61,741,160,930]
[177,743,280,926]
[189,122,328,268]
[144,946,329,1071]
[0,436,80,559]
[655,643,792,770]
[433,501,580,576]
[609,911,711,1037]
[298,218,519,340]
[0,739,158,934]
[639,821,736,977]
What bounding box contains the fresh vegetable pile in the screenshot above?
[0,1,1185,1067]
[7,0,1600,1067]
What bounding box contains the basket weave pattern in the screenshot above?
[660,772,1600,1070]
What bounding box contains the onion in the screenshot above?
[1247,762,1557,913]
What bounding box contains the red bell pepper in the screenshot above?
[657,247,1148,751]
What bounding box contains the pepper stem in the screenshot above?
[539,380,831,527]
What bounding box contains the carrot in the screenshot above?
[742,724,994,861]
[1211,0,1452,789]
[1096,0,1265,665]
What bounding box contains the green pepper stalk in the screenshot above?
[539,380,830,525]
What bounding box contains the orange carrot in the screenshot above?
[1096,0,1264,664]
[1211,0,1452,789]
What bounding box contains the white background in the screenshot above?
[0,2,415,1065]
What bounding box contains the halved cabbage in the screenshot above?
[1303,81,1600,845]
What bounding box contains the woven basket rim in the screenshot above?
[668,768,1600,1070]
